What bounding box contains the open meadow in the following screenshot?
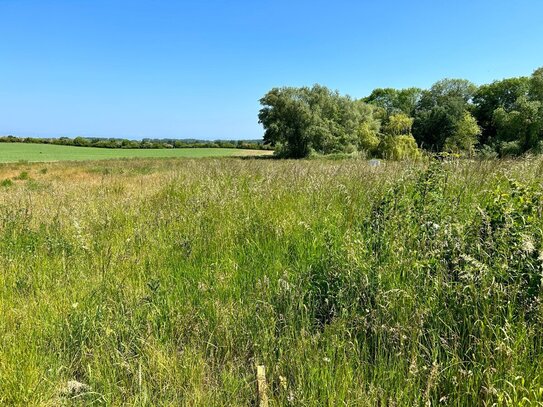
[0,143,271,162]
[1,157,543,405]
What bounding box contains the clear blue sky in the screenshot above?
[1,0,542,140]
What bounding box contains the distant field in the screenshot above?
[0,143,272,162]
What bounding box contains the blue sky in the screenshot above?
[1,0,542,140]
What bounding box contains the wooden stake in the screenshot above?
[256,365,269,407]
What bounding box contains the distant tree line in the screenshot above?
[259,67,543,158]
[0,136,272,150]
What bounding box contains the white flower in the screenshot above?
[61,380,90,396]
[521,236,535,254]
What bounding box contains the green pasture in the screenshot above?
[0,143,270,162]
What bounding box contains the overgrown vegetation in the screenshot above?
[260,67,543,158]
[1,157,543,405]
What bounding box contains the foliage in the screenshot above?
[257,66,542,159]
[412,79,477,151]
[357,121,380,154]
[472,67,543,155]
[377,113,421,160]
[0,178,13,187]
[364,87,422,116]
[259,85,379,157]
[382,112,414,136]
[473,76,530,144]
[477,144,499,159]
[443,111,481,155]
[493,96,542,151]
[378,134,421,160]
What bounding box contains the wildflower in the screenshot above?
[521,235,535,254]
[279,375,287,390]
[287,391,295,403]
[409,355,418,376]
[61,380,90,397]
[423,221,440,231]
[278,278,290,292]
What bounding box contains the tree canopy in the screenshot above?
[259,67,543,158]
[259,85,381,158]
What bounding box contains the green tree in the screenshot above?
[443,111,481,155]
[378,135,421,160]
[364,87,422,116]
[383,113,414,136]
[378,112,420,159]
[493,96,542,153]
[73,136,90,147]
[473,77,530,145]
[529,67,543,102]
[259,85,378,157]
[258,87,313,157]
[357,122,380,154]
[413,79,477,151]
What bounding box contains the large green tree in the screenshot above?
[364,87,422,117]
[487,68,543,155]
[413,79,478,151]
[443,111,481,155]
[493,96,542,153]
[378,113,421,160]
[529,67,543,102]
[472,77,530,145]
[259,85,379,157]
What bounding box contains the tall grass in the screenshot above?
[1,157,542,405]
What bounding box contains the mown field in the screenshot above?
[0,143,271,162]
[1,157,543,405]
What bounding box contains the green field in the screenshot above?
[0,143,271,162]
[1,157,543,405]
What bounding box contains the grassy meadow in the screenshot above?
[0,143,271,162]
[1,157,543,405]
